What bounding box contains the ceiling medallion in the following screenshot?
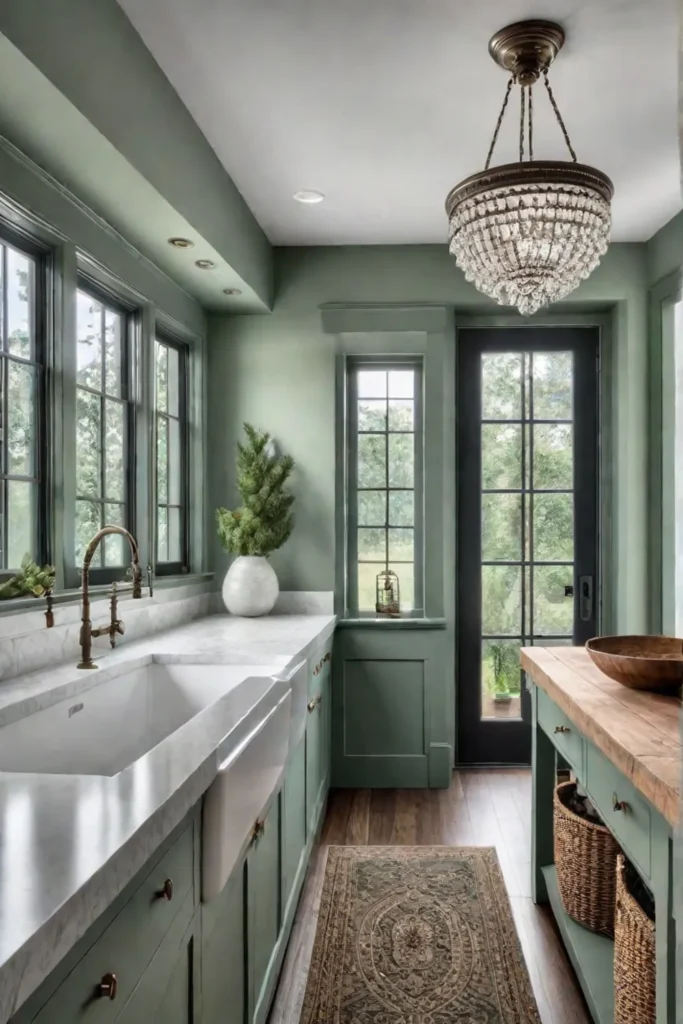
[445,20,613,316]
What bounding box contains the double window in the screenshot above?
[0,233,46,572]
[347,361,423,615]
[155,335,189,573]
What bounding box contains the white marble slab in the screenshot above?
[0,612,335,1023]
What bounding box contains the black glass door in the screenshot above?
[457,328,598,764]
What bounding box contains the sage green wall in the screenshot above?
[0,0,272,308]
[209,242,649,632]
[647,210,683,285]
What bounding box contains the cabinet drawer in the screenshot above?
[537,689,584,774]
[584,742,652,879]
[32,823,194,1023]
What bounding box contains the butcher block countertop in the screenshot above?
[522,646,681,827]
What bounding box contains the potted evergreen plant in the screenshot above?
[216,423,294,616]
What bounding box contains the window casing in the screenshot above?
[75,282,135,572]
[0,229,48,573]
[155,333,189,574]
[347,360,424,615]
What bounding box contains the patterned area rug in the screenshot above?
[300,846,541,1024]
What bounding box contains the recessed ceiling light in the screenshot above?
[223,288,242,296]
[168,237,194,249]
[195,259,216,270]
[293,190,325,204]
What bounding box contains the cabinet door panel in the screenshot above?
[201,864,246,1024]
[305,701,322,833]
[247,796,281,1024]
[282,737,307,911]
[116,891,196,1024]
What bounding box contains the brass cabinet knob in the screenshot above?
[251,819,264,843]
[613,793,629,813]
[99,972,118,1000]
[157,877,174,901]
[307,696,322,713]
[554,725,571,734]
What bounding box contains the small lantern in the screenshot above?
[376,569,400,616]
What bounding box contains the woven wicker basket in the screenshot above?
[553,780,620,937]
[614,855,655,1024]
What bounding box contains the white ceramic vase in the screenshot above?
[222,555,279,617]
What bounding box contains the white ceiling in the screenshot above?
[117,0,681,245]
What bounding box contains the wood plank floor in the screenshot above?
[269,769,591,1024]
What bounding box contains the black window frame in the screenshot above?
[74,276,137,584]
[154,330,190,576]
[0,222,50,577]
[346,356,425,616]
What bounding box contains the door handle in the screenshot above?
[579,576,593,622]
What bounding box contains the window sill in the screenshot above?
[0,572,214,617]
[337,616,447,630]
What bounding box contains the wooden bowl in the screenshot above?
[586,635,683,693]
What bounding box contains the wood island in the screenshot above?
[522,646,679,1024]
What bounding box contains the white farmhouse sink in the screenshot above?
[202,662,303,902]
[0,662,283,777]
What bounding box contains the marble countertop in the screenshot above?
[0,612,335,1023]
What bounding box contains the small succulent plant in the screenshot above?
[0,554,56,600]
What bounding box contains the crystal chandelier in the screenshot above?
[445,21,613,317]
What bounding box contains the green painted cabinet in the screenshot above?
[200,866,246,1024]
[247,795,282,1024]
[10,634,335,1024]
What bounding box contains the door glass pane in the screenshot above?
[157,505,168,562]
[388,399,413,431]
[482,493,522,561]
[388,370,414,398]
[167,346,180,417]
[168,418,181,505]
[533,565,574,634]
[156,342,168,412]
[168,507,181,562]
[532,352,573,419]
[533,493,573,561]
[389,562,414,611]
[481,639,522,720]
[358,400,386,431]
[358,370,387,398]
[482,353,522,419]
[357,562,378,611]
[482,424,522,489]
[533,424,573,489]
[482,564,521,635]
[157,415,168,503]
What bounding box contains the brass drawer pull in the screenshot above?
[323,651,331,663]
[613,793,629,813]
[554,725,571,734]
[307,695,322,713]
[251,819,264,843]
[157,877,174,901]
[99,972,118,1000]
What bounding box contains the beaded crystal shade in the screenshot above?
[445,21,614,317]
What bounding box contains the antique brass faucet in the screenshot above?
[78,526,143,669]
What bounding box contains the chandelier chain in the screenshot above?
[484,76,514,171]
[542,68,577,162]
[528,86,533,161]
[519,84,525,162]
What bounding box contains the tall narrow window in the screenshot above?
[155,335,188,572]
[0,237,45,570]
[348,362,422,614]
[75,286,132,568]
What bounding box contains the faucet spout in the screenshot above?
[78,526,143,670]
